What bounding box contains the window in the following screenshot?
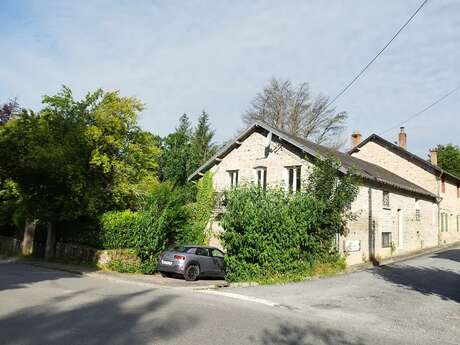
[286,166,301,193]
[415,199,421,221]
[441,212,449,232]
[382,191,390,208]
[210,248,224,258]
[195,248,209,256]
[228,170,239,188]
[382,232,392,248]
[255,167,267,190]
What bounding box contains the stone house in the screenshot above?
[188,122,441,266]
[349,127,460,246]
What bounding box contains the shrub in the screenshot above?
[221,157,358,282]
[180,172,214,245]
[100,210,141,249]
[100,182,190,273]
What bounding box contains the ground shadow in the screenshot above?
[0,260,79,291]
[372,264,460,303]
[430,249,460,263]
[0,289,199,345]
[253,323,365,345]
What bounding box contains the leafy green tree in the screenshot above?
[0,87,160,257]
[190,111,218,172]
[437,144,460,178]
[159,114,193,185]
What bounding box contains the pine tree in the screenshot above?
[190,111,217,172]
[159,114,193,184]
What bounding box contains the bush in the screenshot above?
[179,172,214,245]
[221,157,358,282]
[100,210,141,249]
[100,182,190,273]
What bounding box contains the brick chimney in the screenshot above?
[429,148,438,166]
[351,131,362,148]
[398,127,407,150]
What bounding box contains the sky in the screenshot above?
[1,0,459,157]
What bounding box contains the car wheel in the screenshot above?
[184,264,200,281]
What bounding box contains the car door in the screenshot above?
[210,248,225,277]
[195,247,214,275]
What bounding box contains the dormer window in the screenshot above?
[254,167,267,191]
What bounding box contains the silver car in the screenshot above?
[158,245,225,281]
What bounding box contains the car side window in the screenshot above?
[211,249,224,258]
[195,248,209,256]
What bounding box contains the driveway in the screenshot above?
[0,247,458,345]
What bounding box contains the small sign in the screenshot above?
[344,240,361,252]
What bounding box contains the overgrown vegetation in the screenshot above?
[101,173,215,273]
[221,157,358,283]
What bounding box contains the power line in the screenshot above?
[324,0,430,110]
[380,84,460,135]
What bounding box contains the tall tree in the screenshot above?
[190,111,218,172]
[159,114,193,185]
[0,86,160,257]
[243,77,347,146]
[437,144,460,178]
[0,98,20,125]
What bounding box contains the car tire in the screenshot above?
[184,264,200,281]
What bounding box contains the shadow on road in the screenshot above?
[254,323,365,345]
[430,249,460,263]
[0,289,199,345]
[372,264,460,303]
[0,261,78,291]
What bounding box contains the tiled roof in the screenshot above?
[188,121,437,200]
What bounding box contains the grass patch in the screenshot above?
[234,258,346,285]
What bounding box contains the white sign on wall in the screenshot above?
[344,240,361,252]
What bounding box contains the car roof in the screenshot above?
[182,245,221,250]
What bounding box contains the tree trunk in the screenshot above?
[21,219,37,256]
[45,221,56,259]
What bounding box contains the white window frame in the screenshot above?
[254,167,267,191]
[228,170,239,188]
[285,166,301,193]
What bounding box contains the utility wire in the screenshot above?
[324,0,430,110]
[380,84,460,135]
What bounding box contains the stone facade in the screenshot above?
[202,129,439,266]
[351,140,460,246]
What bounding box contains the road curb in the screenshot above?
[13,259,228,290]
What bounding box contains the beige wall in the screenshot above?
[210,131,313,192]
[351,141,460,245]
[341,186,438,266]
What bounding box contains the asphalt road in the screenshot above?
[0,247,459,345]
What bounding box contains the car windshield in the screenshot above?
[171,246,195,253]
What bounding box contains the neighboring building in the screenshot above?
[349,127,460,246]
[188,121,439,266]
